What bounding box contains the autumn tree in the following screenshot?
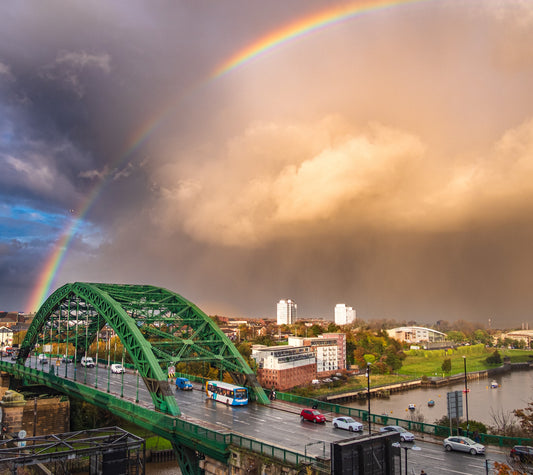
[514,401,533,436]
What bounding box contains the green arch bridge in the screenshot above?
[0,282,273,474]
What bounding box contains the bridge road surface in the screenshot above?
[24,359,513,473]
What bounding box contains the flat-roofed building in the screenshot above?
[252,345,316,390]
[288,336,340,376]
[504,329,533,347]
[386,326,446,344]
[334,304,356,325]
[321,332,347,371]
[277,299,297,325]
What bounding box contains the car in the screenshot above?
[379,426,415,442]
[111,364,125,374]
[80,356,95,368]
[510,445,533,463]
[332,417,363,432]
[443,436,485,455]
[61,355,73,363]
[175,377,193,390]
[37,354,48,364]
[300,409,326,423]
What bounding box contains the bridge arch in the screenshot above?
[17,282,268,414]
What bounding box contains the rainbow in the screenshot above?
[27,0,429,312]
[213,0,425,78]
[25,113,163,312]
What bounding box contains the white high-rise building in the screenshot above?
[277,299,297,325]
[334,303,356,325]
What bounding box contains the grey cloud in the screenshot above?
[1,1,533,328]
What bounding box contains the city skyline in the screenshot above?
[2,1,533,327]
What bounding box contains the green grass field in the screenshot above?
[400,344,532,377]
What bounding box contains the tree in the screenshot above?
[441,357,452,374]
[446,331,466,343]
[514,401,533,436]
[486,350,502,365]
[308,324,323,337]
[326,322,340,333]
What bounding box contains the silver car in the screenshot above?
[379,425,415,442]
[443,436,485,455]
[332,417,363,432]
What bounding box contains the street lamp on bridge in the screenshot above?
[463,356,470,436]
[393,442,421,475]
[366,362,371,435]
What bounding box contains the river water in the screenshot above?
[346,368,533,427]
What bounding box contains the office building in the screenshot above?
[277,299,297,325]
[334,304,356,325]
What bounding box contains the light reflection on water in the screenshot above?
[345,369,533,426]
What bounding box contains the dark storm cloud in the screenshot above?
[2,1,533,329]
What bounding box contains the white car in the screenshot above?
[332,417,364,432]
[37,354,48,364]
[379,426,415,442]
[111,364,125,374]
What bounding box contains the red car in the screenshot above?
[300,409,326,423]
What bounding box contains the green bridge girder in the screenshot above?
[17,282,269,415]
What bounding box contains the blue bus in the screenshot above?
[205,381,248,405]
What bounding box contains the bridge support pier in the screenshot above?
[0,387,70,438]
[172,442,205,475]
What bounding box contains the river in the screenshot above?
[346,368,533,428]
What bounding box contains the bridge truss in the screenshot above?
[16,282,269,417]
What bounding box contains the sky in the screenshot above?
[1,0,533,328]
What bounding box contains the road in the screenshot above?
[19,358,516,473]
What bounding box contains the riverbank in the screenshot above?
[325,362,533,404]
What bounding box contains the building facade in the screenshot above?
[288,336,340,376]
[276,299,297,325]
[334,304,356,325]
[251,345,316,390]
[321,333,347,371]
[386,326,446,344]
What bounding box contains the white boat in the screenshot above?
[491,380,499,388]
[408,403,416,410]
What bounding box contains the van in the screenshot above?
[175,377,193,390]
[111,363,125,374]
[81,356,95,368]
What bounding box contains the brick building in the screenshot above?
[251,345,316,391]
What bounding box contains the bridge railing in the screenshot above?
[0,363,320,468]
[229,434,315,466]
[271,389,533,448]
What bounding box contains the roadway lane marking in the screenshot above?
[247,417,266,422]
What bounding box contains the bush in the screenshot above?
[486,350,502,365]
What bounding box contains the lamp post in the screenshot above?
[366,362,371,435]
[393,442,421,475]
[463,356,469,437]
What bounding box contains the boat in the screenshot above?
[408,404,416,410]
[427,400,435,407]
[491,380,499,389]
